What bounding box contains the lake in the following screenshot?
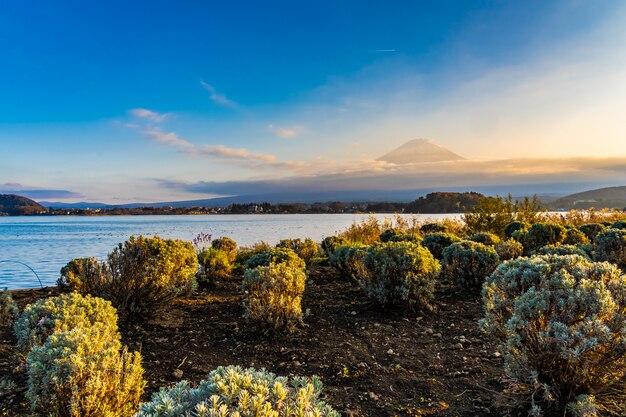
[0,213,461,289]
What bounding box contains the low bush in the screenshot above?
[578,223,607,242]
[65,236,198,317]
[388,233,422,244]
[245,247,306,270]
[422,232,462,260]
[594,228,626,269]
[234,241,272,271]
[470,232,501,246]
[242,263,306,331]
[14,292,119,356]
[359,241,440,309]
[328,244,368,279]
[420,222,448,233]
[442,241,500,291]
[482,255,626,415]
[196,248,233,284]
[519,222,566,255]
[321,236,348,257]
[210,236,237,262]
[538,244,589,258]
[0,289,18,327]
[277,238,320,264]
[563,227,590,245]
[379,228,399,242]
[504,221,529,239]
[495,239,524,261]
[26,323,144,417]
[136,365,339,417]
[611,220,626,230]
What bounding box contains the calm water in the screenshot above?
[0,213,461,289]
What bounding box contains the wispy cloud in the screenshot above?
[267,124,300,138]
[0,183,83,200]
[129,108,167,122]
[142,129,195,149]
[200,80,238,108]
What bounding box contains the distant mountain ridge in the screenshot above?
[378,138,465,164]
[0,194,47,215]
[550,185,626,210]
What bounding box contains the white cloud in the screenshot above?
[129,108,167,122]
[267,124,300,138]
[142,129,195,149]
[200,80,238,108]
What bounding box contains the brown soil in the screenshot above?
[1,266,505,416]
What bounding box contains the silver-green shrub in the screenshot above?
[388,233,422,244]
[245,247,306,270]
[538,244,590,258]
[136,365,339,417]
[470,232,501,246]
[594,228,626,269]
[442,241,500,291]
[26,322,144,417]
[57,257,109,293]
[14,292,119,356]
[422,232,462,260]
[359,241,440,309]
[0,288,18,327]
[242,263,307,331]
[495,239,523,261]
[328,244,368,279]
[321,236,348,257]
[611,220,626,230]
[578,223,607,242]
[504,221,529,239]
[482,255,626,415]
[379,228,399,242]
[276,238,320,265]
[519,222,566,255]
[563,228,590,245]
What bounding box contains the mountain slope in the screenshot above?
[0,194,47,215]
[550,185,626,209]
[378,138,465,164]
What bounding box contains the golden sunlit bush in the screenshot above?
[328,244,368,279]
[197,248,233,284]
[276,238,320,264]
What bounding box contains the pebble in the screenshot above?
[424,328,434,335]
[452,343,464,350]
[368,392,379,401]
[433,333,442,338]
[494,351,501,358]
[172,369,184,379]
[351,311,357,316]
[386,349,395,355]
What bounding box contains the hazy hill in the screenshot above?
[405,191,485,213]
[377,138,465,164]
[549,186,626,210]
[0,194,47,215]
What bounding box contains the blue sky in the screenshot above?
[1,1,625,202]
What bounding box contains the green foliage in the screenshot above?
[463,194,544,236]
[245,247,306,270]
[519,222,566,255]
[388,233,422,244]
[404,191,485,214]
[470,232,501,246]
[321,236,348,257]
[26,323,144,417]
[422,232,462,260]
[359,241,440,309]
[64,236,198,317]
[563,227,590,245]
[495,239,524,261]
[594,228,626,269]
[14,292,119,356]
[379,228,399,242]
[538,244,590,258]
[234,241,272,271]
[611,220,626,230]
[276,238,320,264]
[482,255,626,416]
[196,248,233,284]
[242,263,307,331]
[578,223,607,242]
[136,365,340,417]
[504,221,529,239]
[442,241,500,291]
[0,288,18,327]
[420,222,448,233]
[328,244,368,279]
[211,236,237,262]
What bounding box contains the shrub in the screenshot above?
[136,365,339,417]
[594,228,626,269]
[538,244,589,258]
[577,243,595,259]
[578,223,607,242]
[328,244,368,279]
[563,227,590,245]
[611,220,626,230]
[242,263,307,331]
[60,236,197,317]
[495,239,524,261]
[470,232,501,246]
[359,241,440,309]
[14,292,119,356]
[422,232,462,260]
[196,248,233,284]
[234,241,272,271]
[245,247,306,270]
[379,228,399,242]
[442,241,500,291]
[388,233,422,244]
[321,236,348,257]
[26,323,144,417]
[420,222,448,233]
[504,221,529,239]
[211,236,237,261]
[0,289,18,327]
[482,255,626,415]
[277,238,319,264]
[519,222,566,255]
[57,257,109,293]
